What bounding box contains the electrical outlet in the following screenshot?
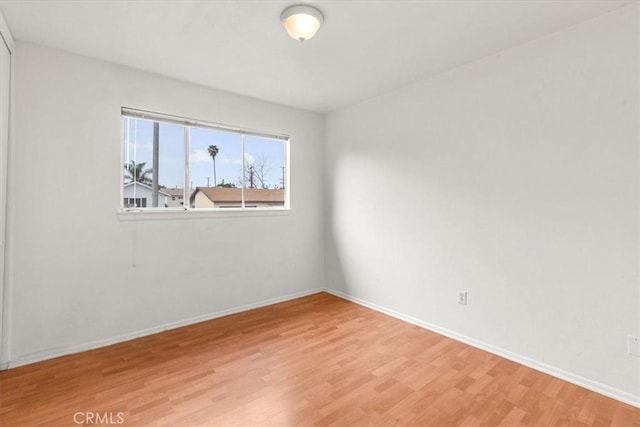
[457,290,467,305]
[628,335,640,356]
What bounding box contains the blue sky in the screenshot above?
[123,117,286,189]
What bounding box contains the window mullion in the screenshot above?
[241,133,246,209]
[133,119,138,205]
[184,126,190,210]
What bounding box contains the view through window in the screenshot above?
[122,109,288,210]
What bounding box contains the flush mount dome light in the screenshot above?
[281,4,324,42]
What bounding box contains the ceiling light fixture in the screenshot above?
[280,4,324,42]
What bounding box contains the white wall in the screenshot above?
[6,42,324,363]
[325,5,639,403]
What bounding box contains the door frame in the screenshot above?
[0,10,14,368]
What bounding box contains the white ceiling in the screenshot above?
[0,0,632,113]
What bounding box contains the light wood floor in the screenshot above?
[1,292,638,426]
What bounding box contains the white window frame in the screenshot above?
[118,108,291,221]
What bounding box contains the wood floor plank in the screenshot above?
[0,292,638,426]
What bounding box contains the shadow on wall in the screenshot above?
[324,151,444,309]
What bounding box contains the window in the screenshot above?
[123,198,147,208]
[122,108,289,212]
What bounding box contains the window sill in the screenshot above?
[116,207,291,221]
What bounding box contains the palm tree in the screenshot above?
[124,161,153,185]
[208,145,219,187]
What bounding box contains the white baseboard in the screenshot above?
[323,288,640,409]
[0,288,323,371]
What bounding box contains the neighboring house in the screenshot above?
[190,187,285,208]
[123,182,172,208]
[163,187,186,208]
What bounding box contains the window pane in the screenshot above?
[122,117,185,209]
[243,136,286,208]
[157,122,185,208]
[189,128,243,209]
[123,117,153,208]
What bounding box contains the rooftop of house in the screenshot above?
[191,187,284,204]
[162,188,184,197]
[124,181,171,197]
